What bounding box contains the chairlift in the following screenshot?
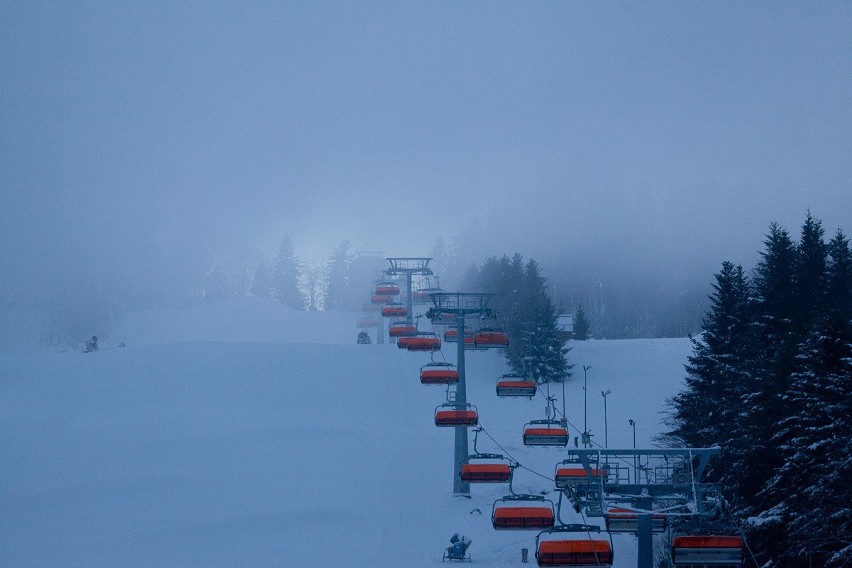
[375,282,400,296]
[605,507,666,534]
[397,335,414,349]
[523,419,569,447]
[407,332,441,352]
[371,294,393,304]
[491,494,556,530]
[381,302,408,317]
[670,535,743,567]
[535,525,614,567]
[389,320,417,337]
[554,462,607,489]
[362,303,381,312]
[460,428,513,483]
[420,362,459,385]
[434,403,479,427]
[496,374,537,398]
[473,327,509,349]
[356,317,379,328]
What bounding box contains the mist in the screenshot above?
[2,3,850,343]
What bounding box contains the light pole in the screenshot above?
[628,418,637,482]
[582,365,591,447]
[601,390,611,448]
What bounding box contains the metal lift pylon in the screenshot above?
[427,292,497,496]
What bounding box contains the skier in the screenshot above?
[83,335,98,353]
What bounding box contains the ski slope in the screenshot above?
[1,298,692,567]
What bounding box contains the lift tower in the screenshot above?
[385,257,433,323]
[427,292,495,496]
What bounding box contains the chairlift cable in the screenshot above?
[477,424,556,484]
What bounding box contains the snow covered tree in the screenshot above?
[573,305,591,341]
[667,215,851,566]
[518,259,572,383]
[303,260,325,311]
[324,240,352,310]
[764,316,852,566]
[468,254,571,383]
[667,263,753,446]
[271,234,306,310]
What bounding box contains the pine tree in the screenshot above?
[573,305,591,340]
[665,261,755,502]
[826,229,852,327]
[767,318,852,566]
[793,211,828,333]
[324,240,352,310]
[517,259,572,383]
[271,234,306,310]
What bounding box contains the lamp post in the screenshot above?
[601,390,611,448]
[628,418,637,482]
[582,365,591,446]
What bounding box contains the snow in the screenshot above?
[1,299,692,566]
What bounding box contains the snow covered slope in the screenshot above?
[1,301,691,567]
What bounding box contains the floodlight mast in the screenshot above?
[427,292,495,496]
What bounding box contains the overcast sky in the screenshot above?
[2,2,850,303]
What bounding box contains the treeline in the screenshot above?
[665,213,852,567]
[464,254,572,383]
[202,235,354,312]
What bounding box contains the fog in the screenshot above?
[2,3,850,340]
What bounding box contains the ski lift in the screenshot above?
[375,282,400,296]
[523,419,569,447]
[362,303,381,312]
[496,374,537,398]
[381,302,408,317]
[554,462,607,489]
[605,507,666,533]
[407,332,441,352]
[434,403,479,427]
[389,320,417,337]
[420,362,459,385]
[535,525,614,567]
[671,535,743,566]
[491,495,556,530]
[444,328,476,349]
[461,458,512,483]
[397,335,414,349]
[460,428,513,483]
[473,327,509,349]
[371,294,393,304]
[356,317,379,328]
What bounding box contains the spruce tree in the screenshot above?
[324,240,352,310]
[271,234,306,310]
[793,212,828,332]
[517,259,571,383]
[573,305,591,341]
[666,261,756,507]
